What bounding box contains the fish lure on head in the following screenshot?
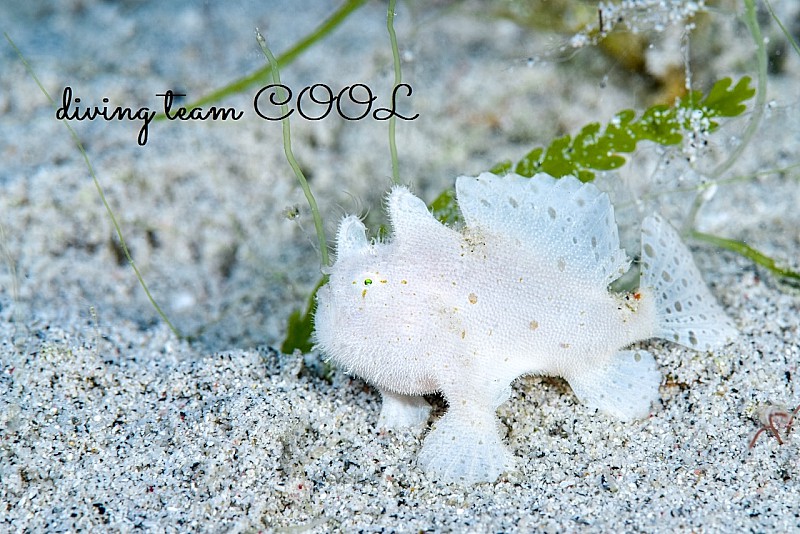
[314,172,737,484]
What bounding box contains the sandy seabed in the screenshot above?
[2,1,800,531]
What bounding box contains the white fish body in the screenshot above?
[314,172,737,484]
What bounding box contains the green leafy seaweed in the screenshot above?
[430,76,755,226]
[429,188,461,226]
[506,76,754,181]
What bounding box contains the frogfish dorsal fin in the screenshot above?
[455,172,630,286]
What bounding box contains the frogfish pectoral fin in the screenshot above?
[565,349,661,421]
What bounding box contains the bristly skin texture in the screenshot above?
[313,172,737,484]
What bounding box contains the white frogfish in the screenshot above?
[314,172,737,484]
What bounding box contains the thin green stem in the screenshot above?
[711,0,767,180]
[765,0,800,58]
[623,161,800,211]
[691,231,800,284]
[5,32,183,339]
[155,0,367,121]
[256,31,330,268]
[0,221,25,344]
[685,0,768,230]
[387,0,402,184]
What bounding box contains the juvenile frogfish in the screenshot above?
[313,172,737,484]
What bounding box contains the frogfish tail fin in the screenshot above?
[639,214,737,351]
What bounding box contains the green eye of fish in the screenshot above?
[364,278,373,285]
